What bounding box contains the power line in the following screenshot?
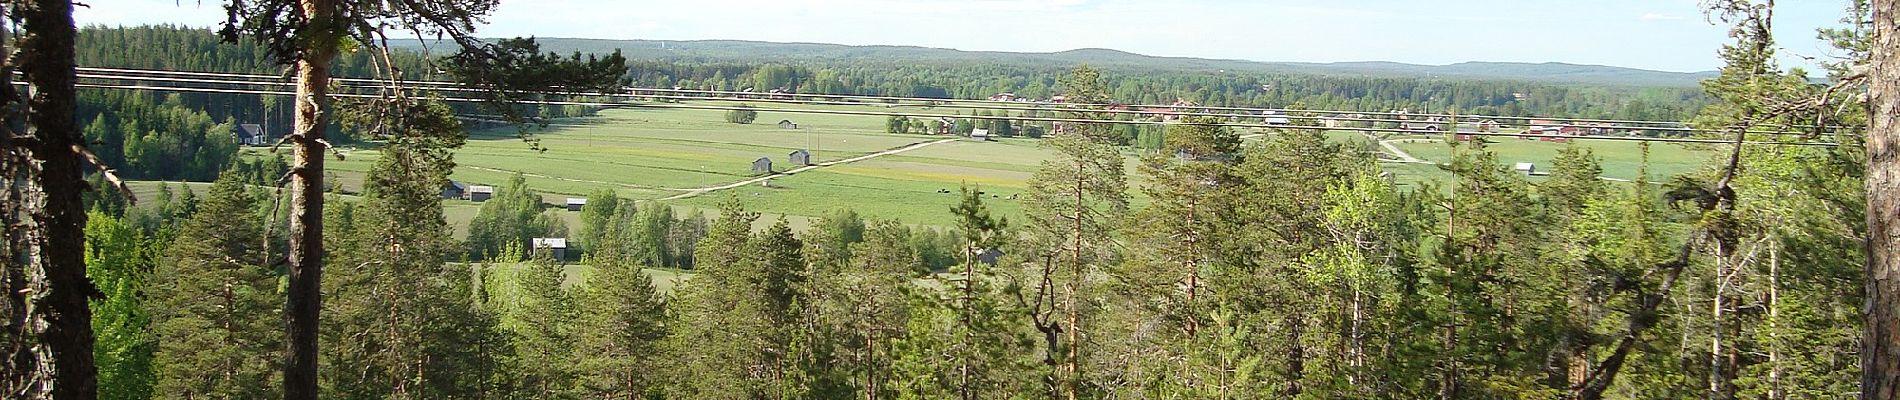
[70,81,1841,147]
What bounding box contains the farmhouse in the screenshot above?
[233,123,268,146]
[531,238,569,261]
[1401,121,1442,132]
[753,157,774,174]
[778,119,798,129]
[442,181,467,199]
[790,149,811,166]
[565,198,586,211]
[1478,119,1499,132]
[468,185,495,202]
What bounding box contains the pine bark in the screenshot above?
[12,0,97,397]
[1866,1,1900,398]
[284,0,340,399]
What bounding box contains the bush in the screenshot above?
[725,105,758,124]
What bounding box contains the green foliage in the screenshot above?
[726,104,760,124]
[319,105,513,398]
[85,211,157,400]
[150,172,282,399]
[466,173,560,260]
[574,253,668,398]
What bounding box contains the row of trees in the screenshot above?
[624,58,1707,122]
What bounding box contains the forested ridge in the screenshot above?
[10,5,1883,398]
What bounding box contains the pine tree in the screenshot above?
[574,252,667,399]
[150,172,282,399]
[505,252,579,399]
[321,99,509,399]
[1020,65,1129,399]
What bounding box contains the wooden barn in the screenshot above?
[468,185,494,202]
[778,119,798,129]
[565,198,586,211]
[442,181,467,199]
[790,149,811,166]
[752,157,773,174]
[531,237,569,261]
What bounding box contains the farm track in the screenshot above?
[657,138,961,201]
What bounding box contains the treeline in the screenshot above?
[461,174,966,271]
[625,58,1706,121]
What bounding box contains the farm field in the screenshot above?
[1390,135,1719,181]
[234,102,1706,229]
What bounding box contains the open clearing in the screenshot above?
[230,103,1727,230]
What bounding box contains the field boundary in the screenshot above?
[656,138,960,201]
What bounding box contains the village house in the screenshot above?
[987,92,1018,102]
[1478,119,1499,132]
[1401,120,1442,132]
[233,123,268,146]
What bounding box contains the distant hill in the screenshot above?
[438,38,1717,87]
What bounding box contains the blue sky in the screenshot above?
[77,0,1852,73]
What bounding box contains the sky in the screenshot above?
[75,0,1853,73]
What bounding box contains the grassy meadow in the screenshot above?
[218,102,1726,232]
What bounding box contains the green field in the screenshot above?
[222,103,1721,229]
[1390,135,1718,181]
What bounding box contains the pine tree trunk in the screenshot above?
[960,247,974,400]
[1711,241,1734,400]
[13,0,96,397]
[1065,162,1083,400]
[1867,2,1900,397]
[284,1,340,399]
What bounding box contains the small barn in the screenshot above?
[531,237,569,261]
[974,248,1006,266]
[565,198,586,212]
[234,124,268,146]
[1513,162,1537,176]
[442,181,467,199]
[789,149,812,166]
[777,119,798,129]
[468,185,495,202]
[752,157,774,174]
[969,128,992,142]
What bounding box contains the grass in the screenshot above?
[220,104,1705,228]
[1391,136,1717,181]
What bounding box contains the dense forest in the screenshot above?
[14,0,1880,395]
[67,22,1872,399]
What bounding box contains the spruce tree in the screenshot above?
[150,172,282,399]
